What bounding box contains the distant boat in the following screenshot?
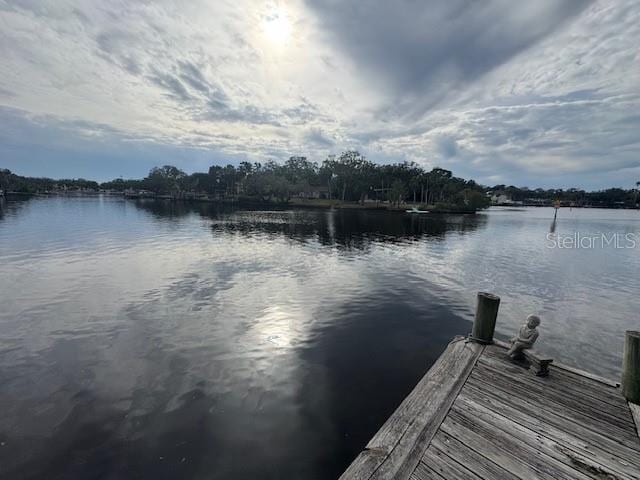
[406,206,429,214]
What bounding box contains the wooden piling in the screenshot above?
[470,292,500,344]
[340,335,640,480]
[622,330,640,404]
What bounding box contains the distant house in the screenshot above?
[490,193,516,205]
[291,185,329,200]
[124,189,155,198]
[523,197,551,206]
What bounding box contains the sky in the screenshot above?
[0,0,638,189]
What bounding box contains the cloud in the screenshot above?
[0,0,638,188]
[304,128,335,147]
[0,106,242,180]
[305,0,591,111]
[436,136,459,159]
[148,71,194,102]
[177,61,212,94]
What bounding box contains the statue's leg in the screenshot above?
[508,342,527,360]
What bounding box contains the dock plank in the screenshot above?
[461,381,640,466]
[409,462,444,480]
[483,346,627,409]
[340,339,640,480]
[477,354,631,417]
[466,373,640,450]
[368,340,483,480]
[449,408,597,480]
[421,445,483,480]
[454,391,640,480]
[630,402,640,439]
[471,362,636,433]
[429,430,520,480]
[440,414,566,480]
[339,337,483,480]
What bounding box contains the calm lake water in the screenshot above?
[1,196,639,480]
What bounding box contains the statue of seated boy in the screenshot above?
[507,315,541,360]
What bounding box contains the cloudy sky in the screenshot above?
[0,0,638,188]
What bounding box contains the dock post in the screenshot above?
[622,331,640,403]
[470,292,500,344]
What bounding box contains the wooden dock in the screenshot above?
[340,334,640,479]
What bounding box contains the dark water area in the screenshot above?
[0,197,639,479]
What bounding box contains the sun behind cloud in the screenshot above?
[262,6,292,48]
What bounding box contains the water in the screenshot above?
[0,197,638,479]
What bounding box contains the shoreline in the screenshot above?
[4,191,640,211]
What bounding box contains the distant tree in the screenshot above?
[0,169,11,190]
[389,179,406,207]
[321,151,376,202]
[283,156,319,186]
[100,178,144,191]
[464,190,491,210]
[144,165,187,193]
[244,171,292,202]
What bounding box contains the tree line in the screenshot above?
[490,183,640,208]
[98,152,490,210]
[2,151,639,209]
[0,169,99,193]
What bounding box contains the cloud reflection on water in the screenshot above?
[1,198,639,479]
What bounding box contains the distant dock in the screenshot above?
[340,295,640,480]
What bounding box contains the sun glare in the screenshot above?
[262,8,291,47]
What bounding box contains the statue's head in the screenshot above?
[527,314,541,329]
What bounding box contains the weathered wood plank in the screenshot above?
[480,349,629,410]
[479,351,629,412]
[339,337,483,480]
[630,402,640,440]
[491,340,620,388]
[440,414,566,480]
[369,340,484,480]
[447,408,594,480]
[553,362,621,388]
[467,370,640,447]
[410,462,444,480]
[461,381,640,466]
[471,361,636,432]
[339,450,389,480]
[475,357,632,422]
[454,392,640,480]
[366,337,476,451]
[486,342,613,386]
[429,430,520,480]
[421,446,483,480]
[340,335,640,480]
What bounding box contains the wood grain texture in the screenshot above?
[340,337,640,480]
[429,430,520,480]
[454,391,640,480]
[447,408,594,480]
[491,338,621,388]
[630,402,640,440]
[421,445,483,480]
[339,337,483,480]
[483,345,627,407]
[470,362,636,432]
[460,381,640,466]
[478,352,631,415]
